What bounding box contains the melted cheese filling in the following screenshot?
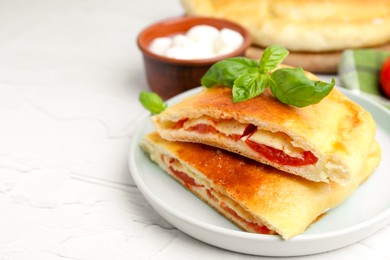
[247,129,304,158]
[180,117,305,158]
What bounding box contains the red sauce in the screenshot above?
[187,124,217,134]
[161,155,203,189]
[245,139,318,166]
[247,222,273,234]
[221,124,257,141]
[240,124,257,139]
[220,202,272,234]
[206,189,218,202]
[173,120,254,141]
[185,123,251,141]
[172,118,188,129]
[168,165,203,189]
[229,134,242,141]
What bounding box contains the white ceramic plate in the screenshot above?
[129,87,390,257]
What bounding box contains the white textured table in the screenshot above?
[0,1,389,259]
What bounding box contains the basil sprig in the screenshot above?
[201,45,335,107]
[139,91,167,115]
[270,68,335,107]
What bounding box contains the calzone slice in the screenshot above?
[152,86,377,184]
[140,132,381,239]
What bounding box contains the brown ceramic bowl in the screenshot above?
[137,16,252,100]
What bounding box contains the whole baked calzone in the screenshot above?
[152,86,377,184]
[141,132,381,239]
[181,0,390,52]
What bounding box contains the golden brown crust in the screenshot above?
[152,86,377,184]
[181,0,390,52]
[141,132,381,239]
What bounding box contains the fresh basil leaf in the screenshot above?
[259,45,289,74]
[200,45,334,107]
[270,67,335,107]
[201,57,259,88]
[232,72,268,103]
[139,91,167,114]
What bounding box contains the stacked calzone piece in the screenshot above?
[140,85,381,239]
[152,87,377,184]
[141,132,380,239]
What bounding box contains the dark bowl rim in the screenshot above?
[136,16,252,66]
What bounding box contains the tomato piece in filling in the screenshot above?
[188,124,242,141]
[241,124,257,139]
[173,120,317,166]
[247,222,274,234]
[172,118,188,129]
[206,189,218,202]
[168,165,203,189]
[245,139,318,166]
[176,120,257,142]
[220,202,271,234]
[186,124,217,134]
[186,123,255,141]
[161,155,203,188]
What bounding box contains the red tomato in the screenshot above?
[380,56,390,98]
[244,139,318,166]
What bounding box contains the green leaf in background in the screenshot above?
[139,91,167,115]
[270,68,335,107]
[201,57,259,88]
[259,45,289,74]
[232,72,268,102]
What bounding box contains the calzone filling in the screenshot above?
[167,116,318,167]
[159,153,275,235]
